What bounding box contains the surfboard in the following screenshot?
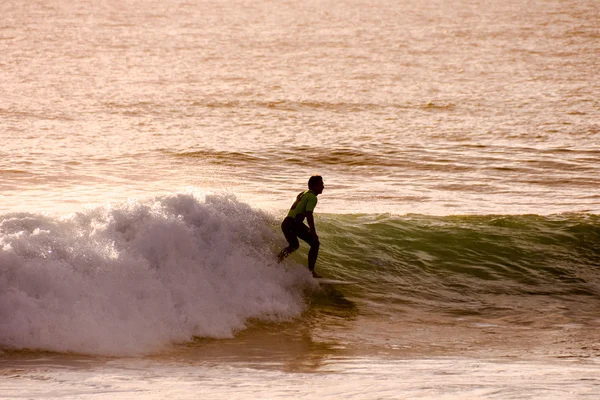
[315,278,358,285]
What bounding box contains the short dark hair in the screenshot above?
[308,175,323,188]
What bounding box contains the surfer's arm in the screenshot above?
[306,211,318,238]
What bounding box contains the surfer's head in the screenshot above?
[308,175,324,195]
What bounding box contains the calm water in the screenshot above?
[2,0,599,215]
[1,0,600,398]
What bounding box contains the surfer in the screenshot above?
[277,175,325,278]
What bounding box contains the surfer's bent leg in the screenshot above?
[277,217,299,262]
[296,223,320,273]
[307,240,320,272]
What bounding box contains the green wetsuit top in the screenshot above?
[287,190,318,223]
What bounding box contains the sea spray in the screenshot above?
[0,193,312,355]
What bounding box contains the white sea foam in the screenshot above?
[0,193,312,355]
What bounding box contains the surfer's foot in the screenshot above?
[277,250,287,263]
[311,270,322,278]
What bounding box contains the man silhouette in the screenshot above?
[277,175,324,278]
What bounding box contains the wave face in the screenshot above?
[318,213,600,322]
[0,194,310,355]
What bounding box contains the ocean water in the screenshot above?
[1,0,600,398]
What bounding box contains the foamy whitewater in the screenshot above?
[1,194,311,355]
[1,0,600,398]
